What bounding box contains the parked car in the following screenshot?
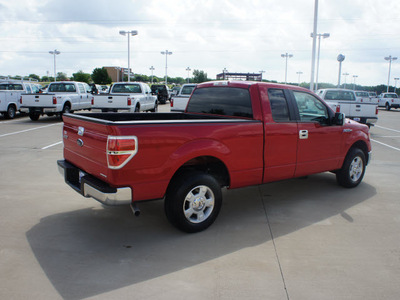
[91,82,157,112]
[170,84,197,112]
[170,86,181,98]
[58,81,371,233]
[20,81,92,121]
[378,93,400,110]
[0,80,41,119]
[316,88,378,127]
[151,84,170,104]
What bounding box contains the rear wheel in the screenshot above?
[385,102,391,111]
[165,171,222,233]
[60,104,71,120]
[29,111,40,121]
[336,148,366,188]
[5,105,16,119]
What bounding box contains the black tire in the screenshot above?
[150,102,158,112]
[165,171,222,233]
[336,148,366,188]
[60,104,71,120]
[385,102,391,111]
[5,105,16,119]
[134,105,140,112]
[29,112,40,121]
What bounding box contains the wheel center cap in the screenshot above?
[193,197,206,210]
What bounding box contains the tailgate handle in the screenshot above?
[299,130,308,139]
[35,95,39,98]
[108,96,113,99]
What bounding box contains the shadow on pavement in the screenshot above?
[26,173,376,299]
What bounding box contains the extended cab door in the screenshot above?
[290,91,343,176]
[262,88,298,182]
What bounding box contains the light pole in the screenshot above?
[259,70,265,81]
[222,68,228,80]
[311,32,330,90]
[281,53,293,84]
[384,55,398,92]
[161,50,172,84]
[342,72,349,89]
[353,75,358,90]
[186,67,191,83]
[149,66,155,84]
[394,77,399,93]
[49,49,60,82]
[337,54,345,87]
[119,30,138,82]
[296,71,303,86]
[310,0,319,91]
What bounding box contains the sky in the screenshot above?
[0,0,399,87]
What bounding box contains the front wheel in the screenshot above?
[165,171,222,233]
[336,148,366,188]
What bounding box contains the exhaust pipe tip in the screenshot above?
[130,203,141,217]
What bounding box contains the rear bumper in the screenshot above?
[57,160,132,205]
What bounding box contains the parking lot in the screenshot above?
[1,106,400,300]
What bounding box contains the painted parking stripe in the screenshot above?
[0,123,61,138]
[371,139,400,152]
[42,141,63,150]
[374,125,400,133]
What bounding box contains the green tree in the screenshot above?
[92,67,112,84]
[72,70,91,83]
[57,72,68,81]
[28,74,40,81]
[192,70,209,83]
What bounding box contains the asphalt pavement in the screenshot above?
[0,106,399,300]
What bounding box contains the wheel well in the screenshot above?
[64,101,71,108]
[171,156,230,187]
[350,141,369,164]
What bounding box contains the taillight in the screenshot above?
[107,136,138,169]
[91,97,94,105]
[336,105,341,113]
[376,106,379,115]
[53,96,57,105]
[20,96,22,104]
[127,98,132,106]
[360,98,363,102]
[170,99,174,107]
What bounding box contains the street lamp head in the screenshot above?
[119,30,126,36]
[130,30,138,36]
[322,33,330,38]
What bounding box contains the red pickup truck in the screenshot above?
[58,81,371,233]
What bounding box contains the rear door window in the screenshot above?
[186,87,253,118]
[268,89,290,122]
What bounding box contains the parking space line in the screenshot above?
[42,141,63,150]
[0,123,61,138]
[371,139,400,152]
[374,125,400,133]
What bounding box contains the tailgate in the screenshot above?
[349,103,377,118]
[62,114,110,182]
[21,94,54,107]
[92,95,129,109]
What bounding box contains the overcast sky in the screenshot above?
[1,0,399,87]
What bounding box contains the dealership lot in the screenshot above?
[1,107,400,300]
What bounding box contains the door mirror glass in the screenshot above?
[334,112,345,126]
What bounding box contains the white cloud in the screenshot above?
[0,0,400,87]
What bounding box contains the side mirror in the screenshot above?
[334,112,345,126]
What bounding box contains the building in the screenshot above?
[216,72,263,81]
[103,66,132,82]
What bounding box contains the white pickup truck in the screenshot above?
[0,80,41,119]
[378,92,400,110]
[170,84,197,112]
[316,88,378,127]
[20,81,92,121]
[91,82,157,112]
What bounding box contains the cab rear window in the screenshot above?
[186,87,253,118]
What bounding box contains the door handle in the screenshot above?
[299,130,308,139]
